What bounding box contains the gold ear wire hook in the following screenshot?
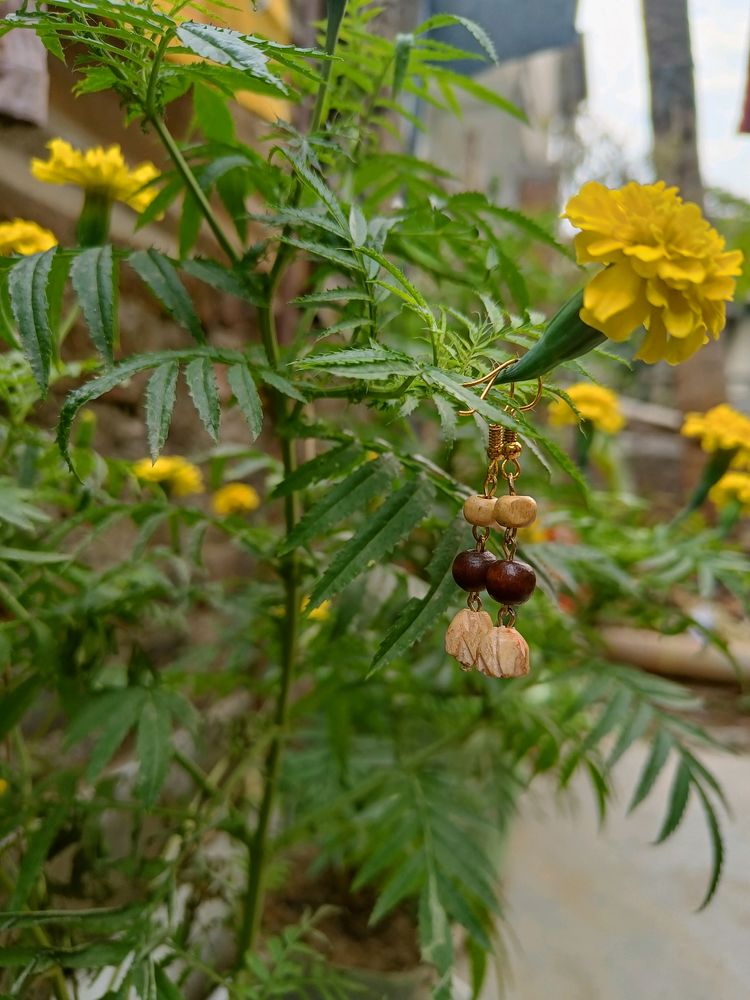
[459,358,543,417]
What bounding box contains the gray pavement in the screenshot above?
[475,744,750,999]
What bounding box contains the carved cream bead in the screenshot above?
[475,626,530,679]
[463,495,497,527]
[493,494,537,529]
[445,608,493,669]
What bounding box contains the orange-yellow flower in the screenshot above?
[0,219,57,255]
[709,471,750,513]
[563,181,743,364]
[31,139,160,213]
[681,404,750,465]
[133,456,204,496]
[211,483,261,516]
[548,383,625,434]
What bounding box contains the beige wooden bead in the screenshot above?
[475,626,530,679]
[445,608,493,669]
[463,494,497,527]
[493,494,537,529]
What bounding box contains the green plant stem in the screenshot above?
[149,116,239,265]
[234,30,347,956]
[237,310,300,964]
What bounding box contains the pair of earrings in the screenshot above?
[445,368,541,678]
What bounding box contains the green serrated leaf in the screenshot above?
[145,361,179,460]
[70,245,117,364]
[371,514,463,672]
[181,258,265,305]
[307,478,433,609]
[176,22,288,94]
[417,13,498,64]
[291,287,372,307]
[433,393,458,442]
[185,356,220,441]
[297,347,419,380]
[257,366,307,402]
[280,236,363,272]
[371,849,425,926]
[607,701,654,768]
[136,697,171,809]
[8,248,56,393]
[655,756,692,845]
[227,363,263,440]
[272,443,363,498]
[129,250,204,343]
[349,203,368,247]
[629,728,673,813]
[280,457,394,555]
[695,785,725,909]
[85,688,148,782]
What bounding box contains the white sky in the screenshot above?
[576,0,750,198]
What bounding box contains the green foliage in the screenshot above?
[0,1,741,998]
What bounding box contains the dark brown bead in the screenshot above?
[452,549,496,591]
[485,559,536,605]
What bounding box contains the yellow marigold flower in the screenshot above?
[133,456,204,496]
[31,139,160,213]
[563,181,743,365]
[301,597,332,622]
[681,404,750,465]
[211,483,261,516]
[708,471,750,512]
[548,383,625,434]
[0,218,57,256]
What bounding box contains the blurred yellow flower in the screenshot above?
[548,383,625,434]
[681,404,750,465]
[563,181,743,364]
[301,597,332,622]
[0,219,57,255]
[211,483,261,516]
[709,472,750,512]
[0,777,8,796]
[31,139,160,212]
[518,521,546,545]
[133,456,204,496]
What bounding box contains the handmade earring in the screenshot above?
[445,365,541,679]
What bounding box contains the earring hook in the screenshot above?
[459,359,543,417]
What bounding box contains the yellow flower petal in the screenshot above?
[0,219,57,255]
[563,180,744,364]
[133,456,203,495]
[548,383,624,434]
[212,483,261,516]
[31,139,160,213]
